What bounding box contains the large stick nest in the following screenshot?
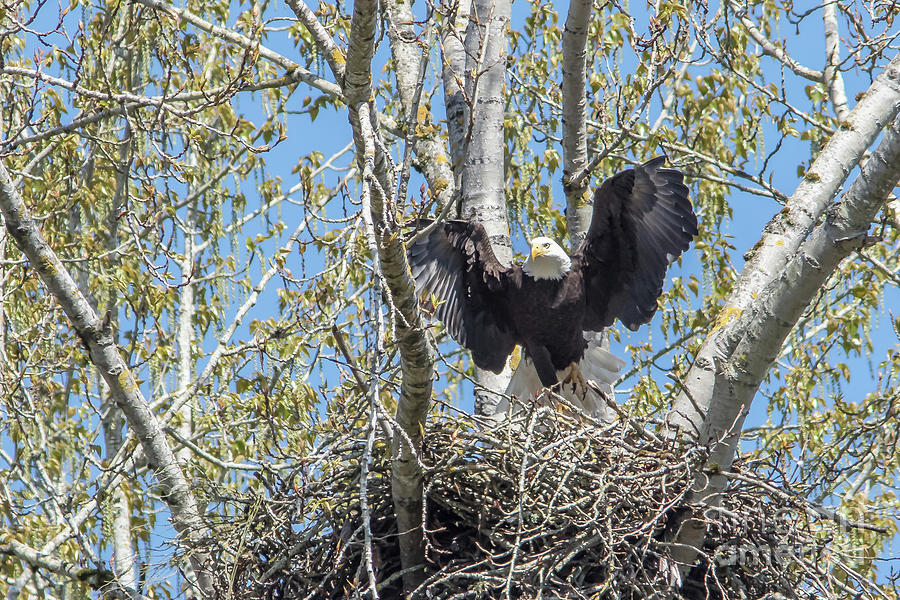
[200,402,878,599]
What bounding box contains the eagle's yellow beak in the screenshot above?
[531,244,547,260]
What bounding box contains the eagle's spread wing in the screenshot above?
[577,156,697,331]
[407,220,519,373]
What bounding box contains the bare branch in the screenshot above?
[824,1,851,122]
[131,0,341,96]
[0,540,146,599]
[728,1,824,82]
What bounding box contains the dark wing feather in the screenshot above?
[576,156,697,331]
[407,220,519,373]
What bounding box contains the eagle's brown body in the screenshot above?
[505,272,588,376]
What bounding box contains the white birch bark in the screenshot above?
[176,216,195,467]
[345,0,434,592]
[823,2,850,122]
[463,0,514,416]
[665,98,900,577]
[102,123,139,596]
[561,0,593,248]
[442,3,470,180]
[462,0,512,259]
[288,0,456,212]
[667,50,900,438]
[721,114,900,462]
[283,0,347,84]
[101,407,138,596]
[174,153,201,597]
[440,1,513,413]
[381,0,456,213]
[0,160,212,598]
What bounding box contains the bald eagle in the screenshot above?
[408,157,697,389]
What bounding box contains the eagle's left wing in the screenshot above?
[576,157,697,331]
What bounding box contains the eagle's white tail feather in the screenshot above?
[499,332,625,421]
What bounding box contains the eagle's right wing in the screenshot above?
[407,220,519,374]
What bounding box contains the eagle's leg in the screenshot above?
[525,342,560,389]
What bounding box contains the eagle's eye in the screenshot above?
[543,242,550,249]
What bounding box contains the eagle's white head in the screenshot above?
[523,236,571,280]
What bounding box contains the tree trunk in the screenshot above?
[382,0,456,216]
[462,0,514,416]
[442,2,469,184]
[102,120,139,597]
[664,50,900,574]
[345,0,434,592]
[561,0,593,249]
